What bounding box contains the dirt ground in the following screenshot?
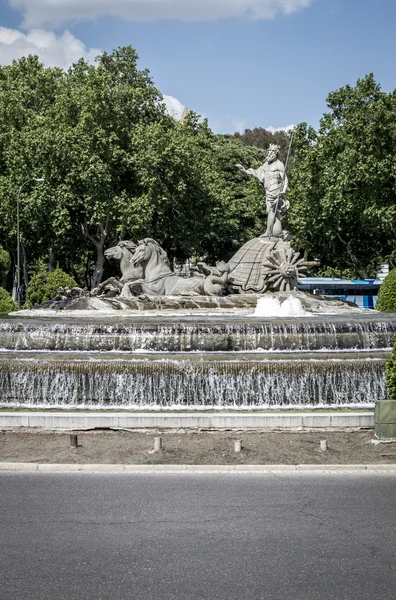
[1,429,396,465]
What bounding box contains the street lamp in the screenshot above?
[16,178,45,308]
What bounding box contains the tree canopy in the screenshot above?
[286,74,396,277]
[0,47,271,292]
[0,53,395,295]
[234,127,291,163]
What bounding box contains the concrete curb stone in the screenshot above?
[1,463,396,474]
[0,411,375,431]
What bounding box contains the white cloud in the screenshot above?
[267,124,296,133]
[162,94,185,119]
[0,27,101,69]
[9,0,315,28]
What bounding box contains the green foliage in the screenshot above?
[1,54,395,288]
[203,134,267,261]
[376,269,396,313]
[386,337,396,400]
[0,287,16,312]
[26,267,77,306]
[0,245,10,281]
[126,114,214,260]
[288,75,396,275]
[0,47,166,289]
[233,127,291,163]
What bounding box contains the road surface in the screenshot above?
[1,473,395,599]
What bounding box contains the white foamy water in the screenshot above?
[254,296,312,318]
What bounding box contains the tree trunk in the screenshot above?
[81,219,108,290]
[11,271,17,302]
[92,247,105,289]
[84,251,91,289]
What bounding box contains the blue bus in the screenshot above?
[298,277,383,309]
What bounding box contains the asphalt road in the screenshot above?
[1,473,396,600]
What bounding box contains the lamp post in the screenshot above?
[17,178,45,308]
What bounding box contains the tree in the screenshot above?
[0,56,65,290]
[0,245,10,282]
[203,134,267,261]
[125,113,215,262]
[25,267,77,307]
[234,127,291,163]
[0,47,167,289]
[376,269,396,313]
[287,75,396,277]
[48,46,165,288]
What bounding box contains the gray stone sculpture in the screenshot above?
[91,241,143,298]
[127,238,229,296]
[91,238,229,298]
[236,143,289,239]
[228,237,314,294]
[35,132,316,305]
[230,141,315,293]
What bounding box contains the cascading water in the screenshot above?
[1,312,395,409]
[0,316,395,351]
[0,352,388,409]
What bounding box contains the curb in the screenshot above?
[0,411,375,431]
[1,463,396,474]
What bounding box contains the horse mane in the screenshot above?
[118,240,137,255]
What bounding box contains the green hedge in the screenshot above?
[376,269,396,312]
[386,336,396,400]
[0,287,16,312]
[0,246,10,281]
[26,268,77,307]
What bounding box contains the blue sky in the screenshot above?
[0,0,395,133]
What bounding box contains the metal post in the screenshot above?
[16,187,20,309]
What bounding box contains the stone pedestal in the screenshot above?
[374,400,396,439]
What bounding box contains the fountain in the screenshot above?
[2,143,395,411]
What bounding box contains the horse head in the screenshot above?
[131,239,151,268]
[105,240,136,261]
[132,238,170,267]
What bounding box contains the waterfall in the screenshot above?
[1,313,395,410]
[0,352,388,409]
[0,317,395,352]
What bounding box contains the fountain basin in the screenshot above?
[0,350,388,409]
[2,311,395,411]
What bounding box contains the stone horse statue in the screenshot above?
[129,238,229,297]
[91,241,143,298]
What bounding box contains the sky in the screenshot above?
[0,0,395,134]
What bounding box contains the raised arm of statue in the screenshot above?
[236,164,261,181]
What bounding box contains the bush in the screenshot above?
[386,337,396,400]
[0,246,11,281]
[0,287,16,312]
[376,269,396,312]
[26,268,78,307]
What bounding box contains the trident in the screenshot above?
[268,129,295,238]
